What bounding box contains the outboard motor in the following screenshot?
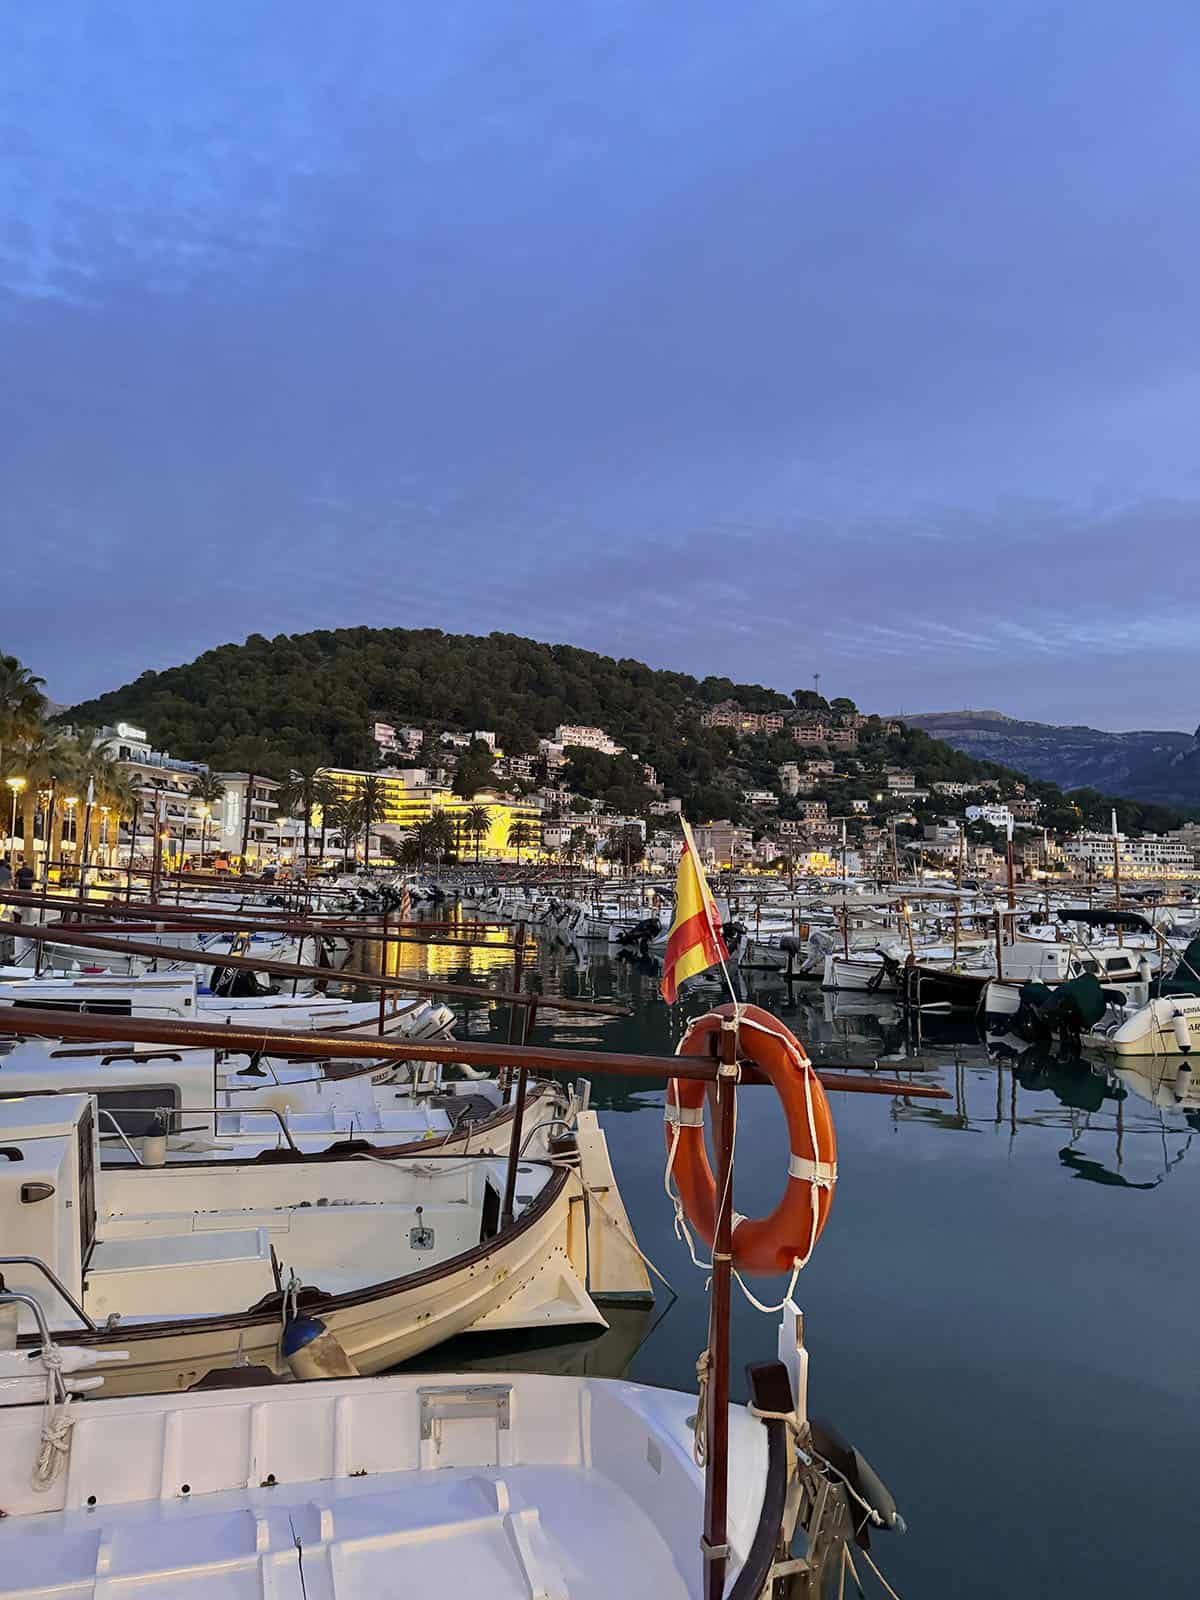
[616,917,663,959]
[721,920,747,957]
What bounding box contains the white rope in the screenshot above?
[31,1346,73,1491]
[582,1184,675,1293]
[693,1348,711,1467]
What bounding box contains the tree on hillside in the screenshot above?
[451,738,496,798]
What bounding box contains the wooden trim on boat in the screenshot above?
[17,1159,571,1352]
[727,1362,792,1600]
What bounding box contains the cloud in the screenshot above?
[3,0,1198,731]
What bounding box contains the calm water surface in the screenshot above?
[385,910,1196,1597]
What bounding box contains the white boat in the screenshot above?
[0,1033,570,1162]
[0,1296,902,1598]
[1091,993,1200,1057]
[0,970,456,1050]
[0,1093,651,1395]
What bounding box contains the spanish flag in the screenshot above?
[661,819,730,1004]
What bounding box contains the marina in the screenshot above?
[0,864,1195,1594]
[7,5,1199,1591]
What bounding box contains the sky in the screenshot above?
[3,1,1199,731]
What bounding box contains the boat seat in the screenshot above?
[85,1228,276,1321]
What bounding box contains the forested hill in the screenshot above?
[65,627,1191,831]
[66,627,792,774]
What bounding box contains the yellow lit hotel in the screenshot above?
[320,769,543,860]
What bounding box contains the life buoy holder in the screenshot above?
[665,1002,836,1276]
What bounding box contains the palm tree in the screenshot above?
[566,825,591,868]
[417,812,456,868]
[506,819,536,864]
[312,776,338,869]
[105,771,140,872]
[188,773,227,868]
[9,725,66,872]
[0,654,46,776]
[274,763,326,871]
[356,774,388,868]
[462,803,493,864]
[57,728,118,879]
[323,796,359,870]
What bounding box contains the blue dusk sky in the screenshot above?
[3,2,1198,730]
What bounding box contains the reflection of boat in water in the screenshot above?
[1008,1047,1125,1115]
[1109,1057,1200,1130]
[391,1301,660,1381]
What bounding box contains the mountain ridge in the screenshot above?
[900,709,1200,808]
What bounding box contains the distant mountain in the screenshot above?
[900,710,1200,808]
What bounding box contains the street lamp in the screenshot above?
[63,795,78,846]
[5,777,25,873]
[99,805,110,869]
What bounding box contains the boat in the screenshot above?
[0,1031,570,1162]
[0,970,456,1048]
[0,1091,650,1395]
[0,1296,901,1598]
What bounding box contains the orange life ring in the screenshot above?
[665,1002,836,1276]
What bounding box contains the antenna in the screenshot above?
[813,672,821,699]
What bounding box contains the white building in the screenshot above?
[373,723,423,756]
[554,724,625,757]
[966,804,1014,830]
[215,774,284,864]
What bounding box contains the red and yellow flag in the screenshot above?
[661,819,730,1004]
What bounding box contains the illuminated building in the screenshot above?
[320,769,542,859]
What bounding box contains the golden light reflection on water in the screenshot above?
[351,903,529,985]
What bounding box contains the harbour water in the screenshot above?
[390,910,1197,1598]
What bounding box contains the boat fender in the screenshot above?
[1137,957,1152,984]
[1175,1061,1192,1100]
[809,1417,905,1544]
[281,1313,359,1380]
[1172,1011,1192,1055]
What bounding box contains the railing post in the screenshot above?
[500,931,534,1226]
[703,1020,737,1600]
[377,906,388,1034]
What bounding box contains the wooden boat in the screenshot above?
[0,1033,570,1161]
[0,1093,650,1396]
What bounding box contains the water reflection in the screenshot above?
[389,903,1200,1596]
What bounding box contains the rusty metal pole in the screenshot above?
[500,931,532,1225]
[377,906,388,1034]
[703,1020,738,1600]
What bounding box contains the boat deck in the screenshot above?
[0,1373,767,1598]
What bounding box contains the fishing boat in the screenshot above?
[0,1032,571,1161]
[0,1090,650,1396]
[0,970,456,1045]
